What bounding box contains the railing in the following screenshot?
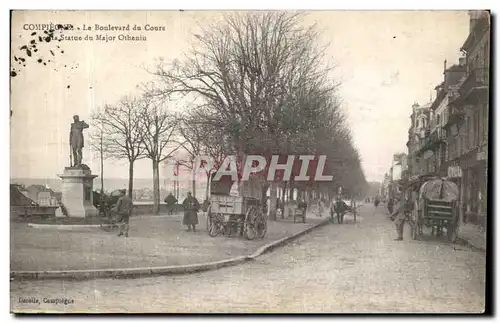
[459,68,489,99]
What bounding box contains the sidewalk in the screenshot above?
[11,211,326,272]
[458,222,486,251]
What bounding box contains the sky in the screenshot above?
[10,10,470,183]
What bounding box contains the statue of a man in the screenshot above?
[69,115,89,167]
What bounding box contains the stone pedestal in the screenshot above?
[58,166,98,218]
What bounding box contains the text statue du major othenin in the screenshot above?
[69,115,89,167]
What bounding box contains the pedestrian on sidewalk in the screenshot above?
[389,197,412,241]
[114,189,133,238]
[182,192,200,232]
[317,199,324,217]
[387,198,394,215]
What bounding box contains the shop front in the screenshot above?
[459,148,487,225]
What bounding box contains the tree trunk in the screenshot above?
[175,163,180,200]
[288,182,294,201]
[192,175,196,198]
[262,183,269,216]
[238,153,247,196]
[205,170,211,200]
[269,182,278,221]
[128,161,134,198]
[100,137,104,194]
[152,159,160,214]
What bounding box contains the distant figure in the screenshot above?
[390,197,412,241]
[182,192,200,232]
[317,199,324,217]
[387,198,394,214]
[164,192,177,215]
[69,115,89,167]
[114,189,133,238]
[297,199,308,218]
[374,196,380,208]
[297,199,308,212]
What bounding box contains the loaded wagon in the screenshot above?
[410,177,460,242]
[206,175,267,240]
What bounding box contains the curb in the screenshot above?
[11,219,330,281]
[27,223,103,229]
[456,237,486,253]
[248,218,330,259]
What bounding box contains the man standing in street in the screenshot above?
[390,196,412,241]
[164,192,177,215]
[182,192,200,232]
[114,189,133,238]
[388,197,394,215]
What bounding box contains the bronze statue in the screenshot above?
[69,115,89,167]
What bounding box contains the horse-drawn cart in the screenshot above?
[206,175,267,240]
[410,177,460,242]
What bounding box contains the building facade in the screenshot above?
[406,11,490,226]
[407,102,431,183]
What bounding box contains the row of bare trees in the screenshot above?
[150,12,367,219]
[91,12,368,218]
[90,96,181,214]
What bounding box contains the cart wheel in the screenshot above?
[206,207,220,237]
[411,209,418,240]
[244,206,258,240]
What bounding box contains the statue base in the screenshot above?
[58,165,98,218]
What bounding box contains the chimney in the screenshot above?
[443,60,447,74]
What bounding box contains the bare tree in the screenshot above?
[153,12,338,220]
[139,97,182,214]
[93,96,145,198]
[178,109,232,200]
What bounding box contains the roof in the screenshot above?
[26,184,55,194]
[10,185,38,206]
[446,64,466,73]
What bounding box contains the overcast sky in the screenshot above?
[10,10,470,183]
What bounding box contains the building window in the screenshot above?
[436,114,441,126]
[483,103,489,142]
[475,110,480,147]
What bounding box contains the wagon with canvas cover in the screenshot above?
[206,174,267,240]
[410,177,460,242]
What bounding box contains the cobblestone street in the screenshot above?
[10,204,485,313]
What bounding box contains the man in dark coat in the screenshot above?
[390,197,412,241]
[113,189,133,237]
[164,192,177,215]
[182,192,200,232]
